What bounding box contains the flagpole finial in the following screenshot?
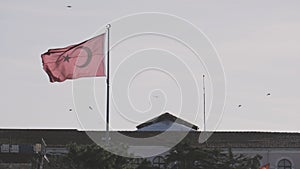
[106,24,111,29]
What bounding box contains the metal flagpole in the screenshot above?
[105,24,111,144]
[203,75,206,132]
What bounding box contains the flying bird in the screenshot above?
[267,93,271,96]
[238,105,242,108]
[67,5,72,8]
[69,108,72,111]
[88,106,93,110]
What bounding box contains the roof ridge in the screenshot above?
[136,112,199,130]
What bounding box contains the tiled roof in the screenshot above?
[0,129,300,148]
[136,112,199,130]
[201,131,300,148]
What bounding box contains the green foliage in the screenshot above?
[165,143,262,169]
[135,159,153,169]
[45,143,138,169]
[44,142,262,169]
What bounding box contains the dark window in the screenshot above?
[153,156,165,168]
[278,159,292,169]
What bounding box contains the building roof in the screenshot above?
[136,112,199,131]
[0,114,299,149]
[1,130,300,164]
[0,129,300,148]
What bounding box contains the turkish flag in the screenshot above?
[41,33,106,82]
[260,163,270,169]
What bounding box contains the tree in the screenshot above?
[44,142,262,169]
[220,148,262,169]
[135,159,154,169]
[165,143,262,169]
[44,143,137,169]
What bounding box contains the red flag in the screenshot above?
[260,163,270,169]
[41,33,106,82]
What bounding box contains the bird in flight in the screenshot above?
[88,106,93,110]
[267,93,271,96]
[238,105,242,108]
[67,5,72,8]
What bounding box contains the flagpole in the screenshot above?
[203,75,206,132]
[105,24,111,144]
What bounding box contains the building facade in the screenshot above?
[0,113,299,169]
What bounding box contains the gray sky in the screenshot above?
[1,0,300,132]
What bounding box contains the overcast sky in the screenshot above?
[1,1,299,132]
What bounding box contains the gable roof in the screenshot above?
[136,112,199,131]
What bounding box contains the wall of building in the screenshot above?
[232,148,300,169]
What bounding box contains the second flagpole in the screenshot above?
[203,74,206,132]
[105,24,111,144]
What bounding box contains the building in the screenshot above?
[0,112,299,169]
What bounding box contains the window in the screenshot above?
[153,156,165,168]
[278,159,292,169]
